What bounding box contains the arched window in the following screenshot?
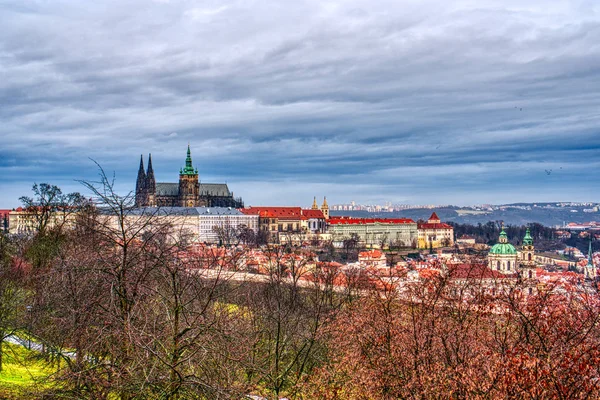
[529,270,533,279]
[528,253,532,261]
[497,261,500,270]
[507,261,511,270]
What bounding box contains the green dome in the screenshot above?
[489,242,518,255]
[489,229,517,255]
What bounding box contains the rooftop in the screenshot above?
[329,216,415,225]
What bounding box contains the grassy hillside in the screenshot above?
[0,342,56,399]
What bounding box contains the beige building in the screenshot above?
[328,217,418,248]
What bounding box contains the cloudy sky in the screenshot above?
[1,0,599,208]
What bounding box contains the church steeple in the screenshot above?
[312,196,318,210]
[321,196,329,220]
[584,239,596,281]
[135,155,146,207]
[523,227,533,246]
[146,154,156,195]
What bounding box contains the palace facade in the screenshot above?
[135,145,243,208]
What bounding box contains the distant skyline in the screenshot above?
[1,0,599,208]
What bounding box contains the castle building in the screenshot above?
[135,145,243,208]
[328,216,418,249]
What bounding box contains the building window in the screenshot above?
[496,261,500,270]
[528,253,532,261]
[528,270,533,279]
[507,261,510,270]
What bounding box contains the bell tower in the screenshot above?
[178,145,200,207]
[321,197,329,220]
[520,227,536,281]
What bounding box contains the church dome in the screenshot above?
[489,229,517,255]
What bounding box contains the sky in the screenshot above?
[1,0,599,208]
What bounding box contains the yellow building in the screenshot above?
[417,212,454,249]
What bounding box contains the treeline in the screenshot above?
[1,177,600,398]
[449,221,557,244]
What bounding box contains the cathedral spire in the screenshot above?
[182,144,197,175]
[146,154,156,194]
[147,153,154,176]
[312,196,318,210]
[137,155,146,179]
[135,155,146,207]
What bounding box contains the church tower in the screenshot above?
[520,227,537,281]
[312,197,318,210]
[584,239,597,281]
[321,197,329,220]
[146,154,156,206]
[178,145,200,207]
[135,155,146,207]
[488,226,518,274]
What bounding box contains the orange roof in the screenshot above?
[241,207,307,220]
[429,212,440,221]
[329,216,415,225]
[359,250,385,259]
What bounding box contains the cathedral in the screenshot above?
[135,145,243,208]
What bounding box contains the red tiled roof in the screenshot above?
[429,212,440,221]
[359,250,385,259]
[448,263,513,279]
[301,209,325,219]
[418,222,453,229]
[0,210,11,217]
[329,216,415,225]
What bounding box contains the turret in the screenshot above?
[135,155,146,207]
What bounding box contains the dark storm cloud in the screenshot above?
[1,0,599,206]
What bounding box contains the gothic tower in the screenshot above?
[520,227,537,281]
[178,145,200,207]
[135,155,146,207]
[146,154,156,206]
[321,197,329,220]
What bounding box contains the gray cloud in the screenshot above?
[1,0,599,207]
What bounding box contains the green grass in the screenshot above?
[0,342,56,398]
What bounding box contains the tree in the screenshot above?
[0,232,28,372]
[19,183,85,236]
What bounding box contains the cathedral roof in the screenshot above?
[199,183,231,197]
[124,207,245,216]
[156,183,179,196]
[155,182,231,197]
